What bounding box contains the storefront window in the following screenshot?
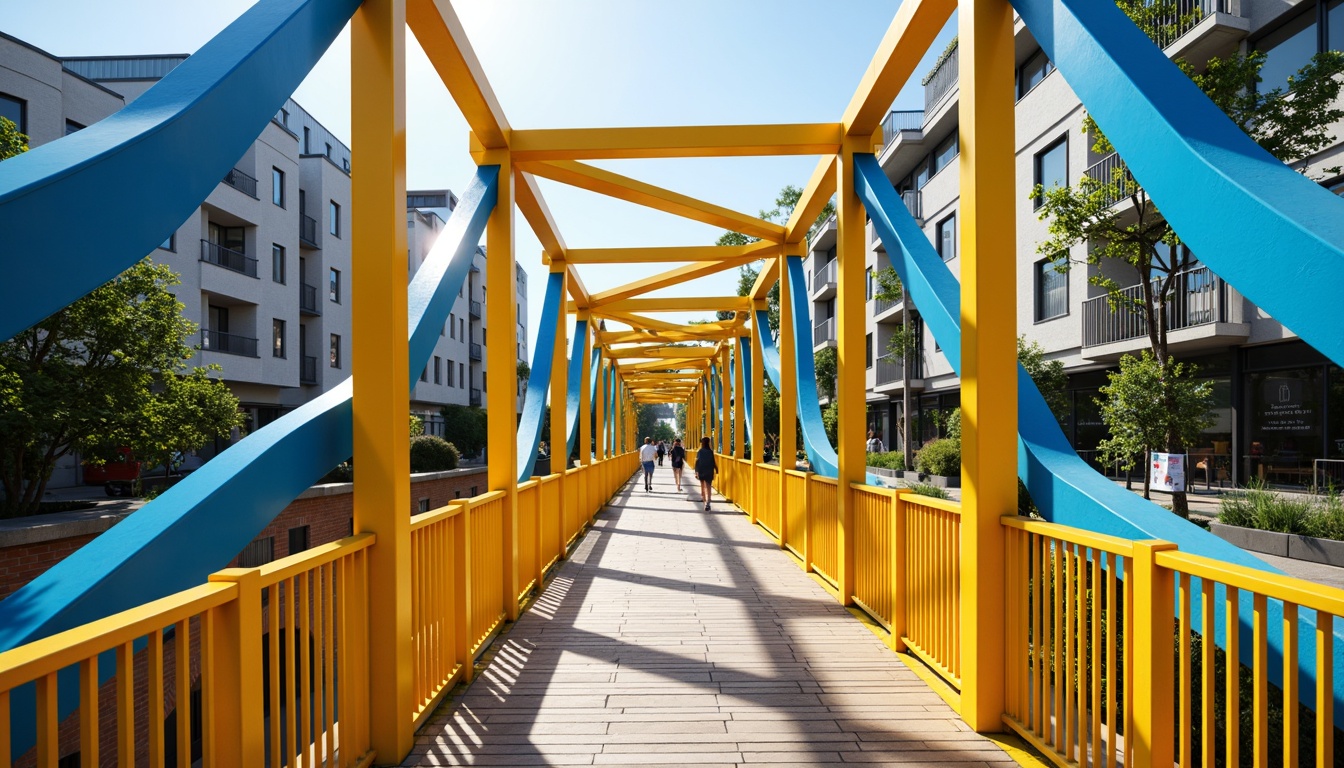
[1247,367,1324,484]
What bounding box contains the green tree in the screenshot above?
[1017,336,1068,425]
[1096,352,1214,517]
[822,400,839,448]
[874,266,921,467]
[440,404,487,458]
[0,259,245,516]
[813,347,838,401]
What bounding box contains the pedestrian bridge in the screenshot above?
[1,0,1344,766]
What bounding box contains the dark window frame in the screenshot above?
[936,212,957,262]
[1033,135,1069,210]
[1034,255,1070,322]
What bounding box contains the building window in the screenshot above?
[330,334,341,368]
[325,142,332,158]
[866,333,874,368]
[272,319,285,358]
[447,360,455,387]
[1034,256,1069,322]
[1034,136,1068,209]
[303,126,311,154]
[272,167,285,207]
[418,498,431,513]
[239,537,274,568]
[1017,48,1055,99]
[932,132,959,175]
[329,201,341,237]
[434,356,442,384]
[1255,8,1318,91]
[936,213,957,262]
[65,119,85,135]
[866,267,874,301]
[272,244,286,284]
[159,233,176,252]
[449,313,456,338]
[0,93,26,134]
[329,268,341,303]
[288,525,310,555]
[459,362,465,387]
[420,365,428,383]
[914,155,933,189]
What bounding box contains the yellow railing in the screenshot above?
[852,485,896,630]
[783,470,808,558]
[807,476,839,588]
[902,495,962,685]
[756,464,781,538]
[0,452,637,768]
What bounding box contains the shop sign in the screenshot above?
[1150,452,1186,493]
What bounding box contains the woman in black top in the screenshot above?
[695,436,717,511]
[669,439,687,491]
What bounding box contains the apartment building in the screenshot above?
[0,32,529,485]
[805,0,1344,487]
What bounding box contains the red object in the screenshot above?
[82,449,140,484]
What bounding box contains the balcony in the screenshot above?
[874,352,924,392]
[200,240,258,278]
[1081,265,1249,359]
[813,317,836,349]
[810,258,837,300]
[1082,152,1136,209]
[221,167,258,198]
[469,342,482,362]
[299,213,320,248]
[880,109,923,149]
[469,299,482,319]
[300,283,321,315]
[200,329,258,358]
[300,355,318,384]
[923,44,958,113]
[874,295,903,321]
[470,387,482,407]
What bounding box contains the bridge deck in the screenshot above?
[405,467,1014,767]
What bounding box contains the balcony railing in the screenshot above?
[301,355,318,383]
[469,299,482,318]
[1150,0,1239,49]
[1082,152,1136,208]
[812,258,837,291]
[923,44,959,112]
[880,109,924,147]
[876,352,922,386]
[200,240,258,278]
[200,329,259,357]
[300,283,320,315]
[221,167,258,198]
[1081,265,1239,347]
[469,387,482,407]
[469,342,482,361]
[874,295,901,316]
[813,317,835,347]
[299,213,320,247]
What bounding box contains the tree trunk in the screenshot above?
[1142,449,1152,500]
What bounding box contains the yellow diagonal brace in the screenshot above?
[750,258,779,301]
[567,243,777,264]
[406,0,509,149]
[520,160,786,242]
[841,0,957,137]
[515,171,566,260]
[786,156,839,244]
[590,253,775,307]
[567,264,591,308]
[606,346,718,360]
[618,358,713,373]
[599,329,737,344]
[576,297,751,314]
[598,310,745,334]
[511,124,844,161]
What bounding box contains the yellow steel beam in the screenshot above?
[515,171,567,260]
[597,310,744,334]
[606,346,718,360]
[749,257,779,302]
[567,243,777,264]
[575,297,750,314]
[566,263,591,308]
[840,0,957,137]
[406,0,509,149]
[599,329,736,344]
[617,358,712,373]
[510,124,844,161]
[521,160,786,242]
[590,253,773,307]
[785,156,839,244]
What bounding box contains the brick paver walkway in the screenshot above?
[405,465,1015,767]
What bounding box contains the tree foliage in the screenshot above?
[1017,336,1068,425]
[813,347,838,401]
[440,404,487,458]
[410,434,460,472]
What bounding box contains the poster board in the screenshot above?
[1150,452,1186,493]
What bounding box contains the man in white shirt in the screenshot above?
[866,430,884,454]
[638,437,658,492]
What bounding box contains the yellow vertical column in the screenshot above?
[484,151,519,622]
[750,302,766,527]
[958,0,1015,732]
[350,0,412,758]
[836,138,869,605]
[779,252,799,551]
[549,266,568,557]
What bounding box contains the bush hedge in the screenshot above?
[1218,482,1344,540]
[410,435,461,473]
[916,438,961,477]
[866,451,905,471]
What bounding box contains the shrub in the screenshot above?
[1219,481,1338,538]
[410,435,460,473]
[916,438,961,477]
[902,481,950,500]
[866,451,905,471]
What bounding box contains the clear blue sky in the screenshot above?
[5,0,956,342]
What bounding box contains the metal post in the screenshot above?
[484,148,519,622]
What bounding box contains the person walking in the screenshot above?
[638,437,658,492]
[669,438,687,491]
[656,440,665,467]
[695,436,718,511]
[866,430,885,454]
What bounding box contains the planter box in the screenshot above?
[1288,534,1344,568]
[1209,521,1290,557]
[866,466,903,479]
[900,471,922,482]
[920,473,961,489]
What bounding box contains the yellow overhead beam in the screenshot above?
[840,0,957,137]
[590,252,773,307]
[406,0,509,149]
[785,156,839,244]
[515,171,567,260]
[574,296,751,314]
[606,346,718,360]
[617,358,712,373]
[750,258,779,302]
[598,310,745,334]
[567,263,591,308]
[599,329,736,345]
[520,160,786,242]
[510,124,844,161]
[566,243,777,264]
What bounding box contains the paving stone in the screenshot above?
[401,471,1009,766]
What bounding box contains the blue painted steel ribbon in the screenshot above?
[517,272,564,481]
